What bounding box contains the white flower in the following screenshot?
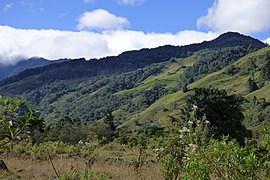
[188,143,198,152]
[182,156,190,162]
[192,104,198,109]
[179,135,183,139]
[180,126,190,133]
[188,120,193,125]
[78,140,84,145]
[8,120,13,127]
[205,120,210,124]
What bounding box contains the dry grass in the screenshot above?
[0,155,163,180]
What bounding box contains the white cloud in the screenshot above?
[117,0,144,5]
[103,30,217,55]
[0,26,109,65]
[77,9,130,31]
[197,0,270,34]
[0,25,218,65]
[4,3,13,12]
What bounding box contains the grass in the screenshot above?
[246,83,270,101]
[120,90,187,130]
[0,156,162,180]
[115,55,197,95]
[0,142,162,180]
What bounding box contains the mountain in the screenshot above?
[0,32,268,127]
[0,57,68,80]
[0,32,265,88]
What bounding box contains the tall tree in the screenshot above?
[181,88,251,144]
[104,112,117,142]
[247,78,258,93]
[104,112,116,132]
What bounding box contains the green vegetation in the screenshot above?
[1,87,270,179]
[180,88,251,144]
[0,97,43,148]
[156,88,270,179]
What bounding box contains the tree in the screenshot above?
[43,116,89,144]
[181,88,251,144]
[247,78,258,93]
[104,112,116,132]
[103,112,117,142]
[182,82,188,93]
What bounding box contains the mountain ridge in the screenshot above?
[0,32,266,87]
[0,57,69,80]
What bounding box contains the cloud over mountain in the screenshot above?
[0,25,217,65]
[197,0,270,34]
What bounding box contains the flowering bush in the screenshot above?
[157,112,210,180]
[158,115,270,179]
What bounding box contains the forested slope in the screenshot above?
[0,32,267,128]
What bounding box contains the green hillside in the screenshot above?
[122,46,270,132]
[0,32,268,132]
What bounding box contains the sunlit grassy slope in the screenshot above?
[115,54,198,95]
[120,46,270,130]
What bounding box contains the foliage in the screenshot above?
[20,64,164,123]
[181,88,251,144]
[260,54,270,81]
[157,115,210,179]
[240,57,257,76]
[0,97,43,148]
[157,88,257,179]
[40,116,92,144]
[103,112,117,142]
[183,127,270,179]
[128,132,149,174]
[183,137,263,179]
[225,65,241,75]
[244,96,270,127]
[247,78,258,93]
[159,111,270,179]
[181,47,254,84]
[181,82,188,93]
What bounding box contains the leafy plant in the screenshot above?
[0,97,42,149]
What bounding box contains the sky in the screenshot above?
[0,0,270,65]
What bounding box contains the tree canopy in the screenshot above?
[181,88,251,144]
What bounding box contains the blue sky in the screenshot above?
[0,0,269,64]
[0,0,214,33]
